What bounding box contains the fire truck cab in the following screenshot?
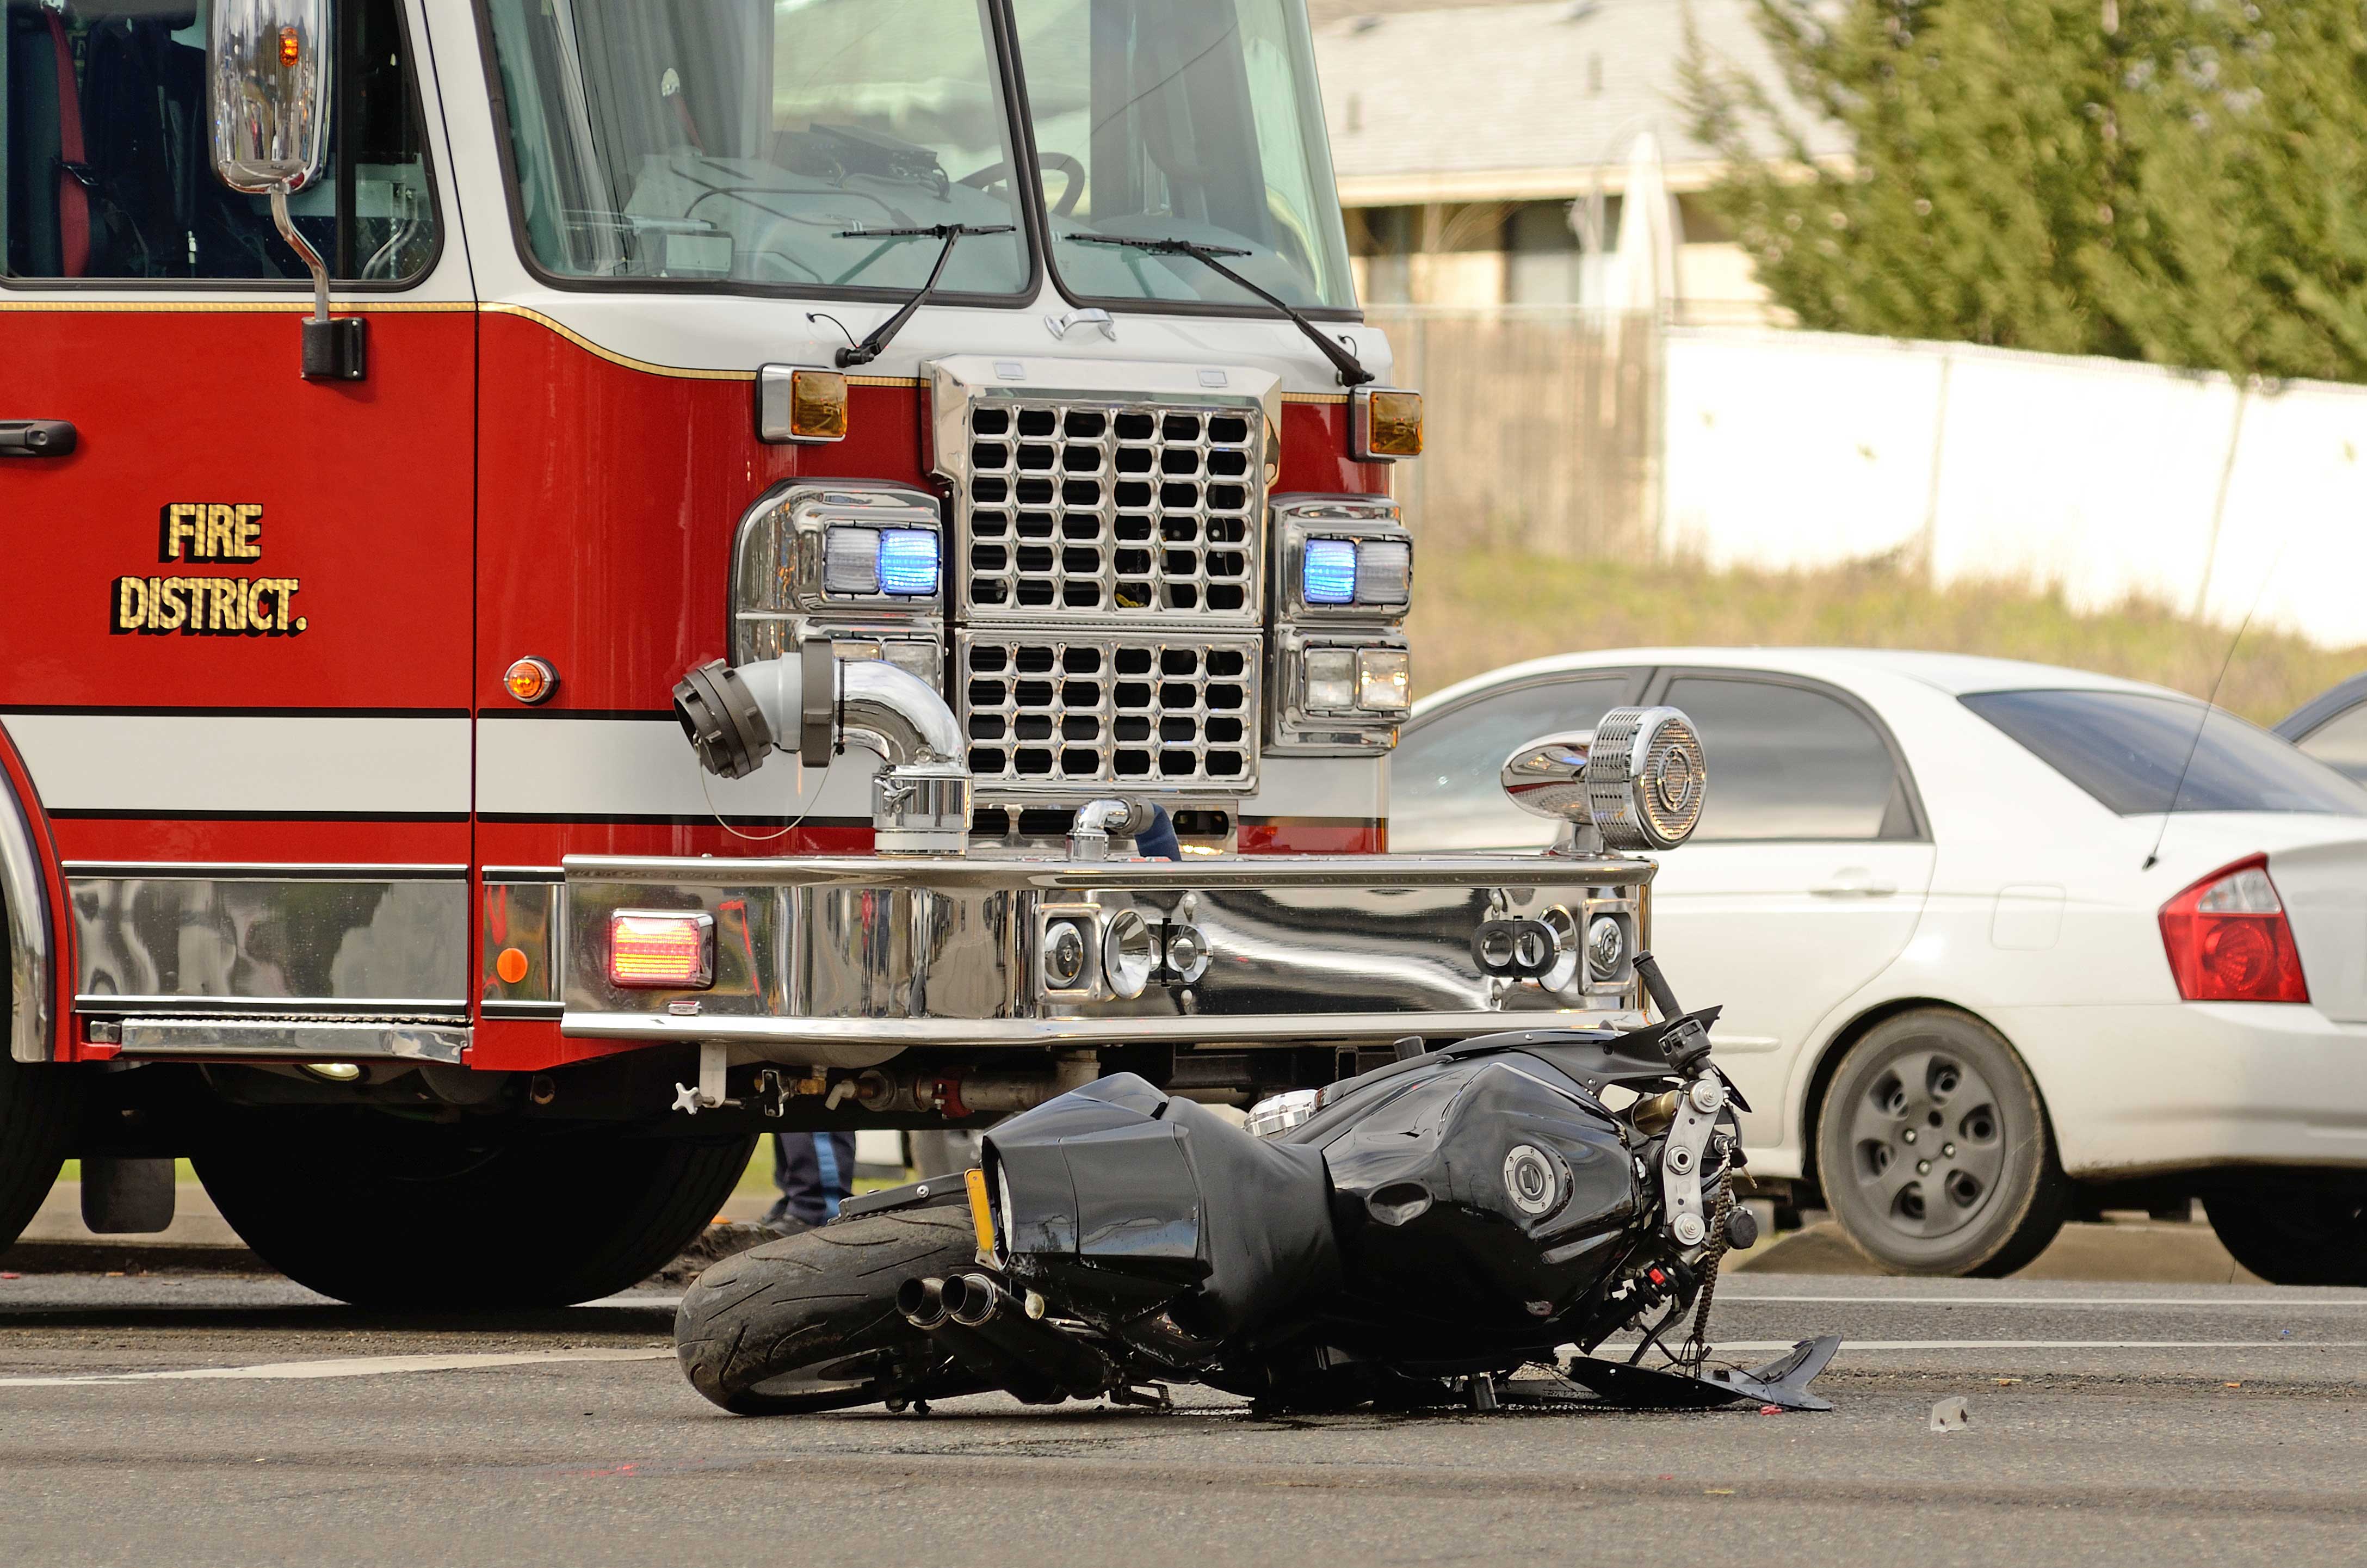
[0,0,1682,1306]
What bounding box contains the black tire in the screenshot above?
[676,1207,986,1416]
[1816,1008,2067,1277]
[2203,1177,2367,1286]
[0,1054,84,1251]
[193,1112,753,1308]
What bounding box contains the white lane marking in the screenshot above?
[1692,1339,2367,1353]
[1719,1294,2344,1308]
[591,1292,684,1309]
[0,1349,670,1388]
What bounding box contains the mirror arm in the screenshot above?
[268,185,331,325]
[270,183,367,381]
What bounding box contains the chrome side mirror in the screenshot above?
[208,0,331,195]
[208,0,364,379]
[1502,706,1708,853]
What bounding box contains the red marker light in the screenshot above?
[608,911,715,989]
[279,26,301,66]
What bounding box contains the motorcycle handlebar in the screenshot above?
[1632,949,1684,1022]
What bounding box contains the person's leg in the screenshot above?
[770,1133,834,1231]
[761,1131,799,1232]
[811,1130,856,1221]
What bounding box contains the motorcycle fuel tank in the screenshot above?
[1316,1054,1641,1336]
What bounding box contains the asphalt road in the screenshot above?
[5,1271,2365,1568]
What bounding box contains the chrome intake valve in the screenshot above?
[673,643,973,854]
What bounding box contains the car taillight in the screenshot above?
[608,911,715,989]
[2158,855,2308,1004]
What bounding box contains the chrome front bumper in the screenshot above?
[561,851,1652,1066]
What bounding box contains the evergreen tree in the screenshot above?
[1681,0,2367,383]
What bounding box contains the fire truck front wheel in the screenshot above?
[193,1114,755,1309]
[0,1055,86,1253]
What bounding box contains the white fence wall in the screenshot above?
[1662,327,2367,647]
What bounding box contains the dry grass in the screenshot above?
[1407,551,2367,725]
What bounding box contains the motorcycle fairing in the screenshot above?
[1281,1015,1726,1150]
[982,1073,1340,1340]
[1319,1055,1641,1342]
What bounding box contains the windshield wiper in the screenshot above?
[1068,235,1373,387]
[832,223,1015,368]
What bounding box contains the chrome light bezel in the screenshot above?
[1270,626,1411,755]
[1271,496,1413,622]
[730,480,946,666]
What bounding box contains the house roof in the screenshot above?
[1311,0,1850,206]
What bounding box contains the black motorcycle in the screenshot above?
[675,953,1839,1417]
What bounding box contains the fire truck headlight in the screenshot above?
[1303,649,1357,710]
[1356,648,1411,714]
[823,526,881,594]
[1354,539,1411,607]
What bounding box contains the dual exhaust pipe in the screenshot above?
[897,1271,1007,1331]
[898,1272,1118,1402]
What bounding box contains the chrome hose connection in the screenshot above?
[673,642,972,854]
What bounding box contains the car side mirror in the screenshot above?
[208,0,366,380]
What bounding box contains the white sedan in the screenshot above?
[1391,648,2367,1281]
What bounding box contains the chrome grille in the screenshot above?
[959,631,1259,794]
[961,400,1262,620]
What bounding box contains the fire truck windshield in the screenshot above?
[1009,0,1356,313]
[481,0,1034,294]
[480,0,1355,313]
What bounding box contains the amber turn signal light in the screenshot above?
[278,26,301,66]
[757,365,849,443]
[495,947,530,986]
[608,911,716,989]
[1351,387,1424,462]
[503,655,558,705]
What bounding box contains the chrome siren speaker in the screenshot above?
[1587,706,1706,850]
[1499,707,1706,851]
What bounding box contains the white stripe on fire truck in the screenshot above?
[474,714,878,822]
[2,712,470,817]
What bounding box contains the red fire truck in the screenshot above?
[0,0,1701,1305]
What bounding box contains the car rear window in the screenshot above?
[1963,689,2367,817]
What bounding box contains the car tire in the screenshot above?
[2201,1178,2367,1286]
[0,1054,84,1251]
[675,1207,990,1415]
[1816,1009,2067,1277]
[194,1112,754,1308]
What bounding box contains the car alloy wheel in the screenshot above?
[1817,1009,2067,1277]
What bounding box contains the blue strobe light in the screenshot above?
[1302,538,1358,606]
[876,528,942,597]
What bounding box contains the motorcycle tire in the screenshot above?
[676,1207,990,1416]
[194,1111,753,1309]
[1816,1008,2067,1277]
[2202,1179,2367,1286]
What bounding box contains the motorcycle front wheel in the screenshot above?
[675,1207,988,1415]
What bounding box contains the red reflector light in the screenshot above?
[2158,855,2308,1004]
[608,911,715,989]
